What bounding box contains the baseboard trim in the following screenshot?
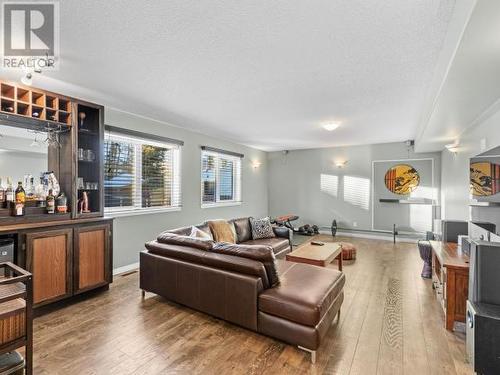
[113,262,139,276]
[319,230,418,243]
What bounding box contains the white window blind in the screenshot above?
[201,150,241,206]
[104,129,181,213]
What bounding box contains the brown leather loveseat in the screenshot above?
[140,217,345,363]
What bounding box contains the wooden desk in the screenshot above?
[429,241,470,331]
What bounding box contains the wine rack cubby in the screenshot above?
[0,81,72,125]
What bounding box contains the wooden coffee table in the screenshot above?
[286,242,343,270]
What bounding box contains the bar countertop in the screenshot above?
[0,216,113,234]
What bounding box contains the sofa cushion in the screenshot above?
[145,241,271,288]
[208,220,236,243]
[157,232,214,251]
[258,260,345,326]
[231,217,252,243]
[250,217,276,240]
[243,238,289,254]
[190,226,212,239]
[211,242,280,287]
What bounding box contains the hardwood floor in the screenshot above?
[31,235,472,374]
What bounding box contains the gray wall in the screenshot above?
[441,107,500,222]
[267,142,440,232]
[106,109,269,269]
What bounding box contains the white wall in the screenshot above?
[441,107,500,220]
[105,109,269,269]
[267,142,441,232]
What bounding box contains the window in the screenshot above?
[104,128,181,214]
[201,149,242,207]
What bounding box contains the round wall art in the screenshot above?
[384,164,420,195]
[470,162,500,196]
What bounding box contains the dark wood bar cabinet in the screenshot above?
[0,79,113,308]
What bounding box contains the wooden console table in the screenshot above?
[429,241,469,331]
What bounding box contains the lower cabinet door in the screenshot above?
[26,228,73,306]
[74,224,111,294]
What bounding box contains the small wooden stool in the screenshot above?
[340,242,357,261]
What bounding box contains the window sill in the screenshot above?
[201,201,242,209]
[105,207,181,218]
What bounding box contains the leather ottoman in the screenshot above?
[257,261,345,363]
[340,242,357,261]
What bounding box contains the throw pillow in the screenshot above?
[190,226,212,240]
[250,217,276,240]
[231,217,252,243]
[208,220,236,243]
[211,242,280,287]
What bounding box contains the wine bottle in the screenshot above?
[27,176,35,198]
[46,189,55,214]
[5,178,14,204]
[0,178,5,206]
[13,182,25,216]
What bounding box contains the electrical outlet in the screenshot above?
[353,221,358,227]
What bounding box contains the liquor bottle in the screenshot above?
[27,176,35,199]
[46,189,55,214]
[56,192,68,214]
[0,178,5,206]
[13,182,25,216]
[5,178,14,205]
[35,176,47,207]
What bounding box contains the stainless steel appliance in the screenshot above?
[467,241,500,374]
[0,236,14,276]
[466,301,500,374]
[468,241,500,305]
[0,237,14,262]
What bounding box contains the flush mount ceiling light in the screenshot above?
[322,122,341,131]
[445,143,460,154]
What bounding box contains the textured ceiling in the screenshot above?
[416,0,500,152]
[16,0,462,151]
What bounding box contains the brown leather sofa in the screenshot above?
[140,217,345,363]
[165,217,293,258]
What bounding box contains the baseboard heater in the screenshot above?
[319,225,424,243]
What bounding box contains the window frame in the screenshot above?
[200,150,242,208]
[104,131,182,216]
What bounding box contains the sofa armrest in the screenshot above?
[273,226,293,247]
[140,250,263,330]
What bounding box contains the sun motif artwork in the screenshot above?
[384,164,420,195]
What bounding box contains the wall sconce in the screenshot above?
[252,161,262,169]
[445,143,460,154]
[335,160,348,168]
